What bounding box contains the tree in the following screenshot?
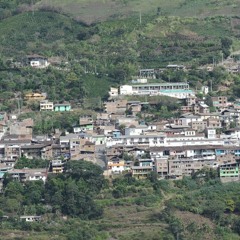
[23,181,44,205]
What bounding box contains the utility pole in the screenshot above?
[31,0,35,16]
[139,11,142,25]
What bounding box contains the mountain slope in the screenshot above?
[36,0,240,24]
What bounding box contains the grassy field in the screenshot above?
[37,0,240,24]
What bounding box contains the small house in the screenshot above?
[26,54,49,68]
[54,103,71,112]
[20,215,42,222]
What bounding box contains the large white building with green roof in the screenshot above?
[119,82,194,99]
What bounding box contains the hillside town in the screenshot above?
[0,77,240,189]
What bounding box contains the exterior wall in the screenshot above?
[119,83,194,99]
[154,158,168,177]
[30,59,48,68]
[168,158,214,177]
[132,166,153,179]
[181,106,192,113]
[54,105,71,112]
[20,216,41,222]
[186,97,196,106]
[191,121,207,131]
[120,85,133,95]
[40,101,54,111]
[177,117,201,126]
[91,135,106,145]
[125,127,148,136]
[104,100,127,114]
[108,87,119,98]
[5,145,21,160]
[41,145,53,160]
[206,129,216,139]
[24,93,46,101]
[28,174,47,183]
[212,96,228,108]
[220,165,239,178]
[108,160,125,173]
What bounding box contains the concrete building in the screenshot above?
[7,168,48,183]
[119,82,194,99]
[54,103,71,112]
[132,159,154,179]
[168,158,214,178]
[20,216,42,222]
[26,54,49,68]
[50,160,65,173]
[21,143,53,160]
[219,163,239,183]
[40,100,54,111]
[107,158,125,174]
[24,92,47,101]
[104,99,127,115]
[9,118,33,139]
[212,96,228,108]
[108,87,119,98]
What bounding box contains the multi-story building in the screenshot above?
[104,99,127,114]
[212,96,228,108]
[21,143,53,160]
[107,158,125,174]
[40,100,54,111]
[154,157,168,178]
[106,134,166,148]
[50,160,65,173]
[7,168,48,183]
[132,159,154,179]
[119,82,194,99]
[168,158,214,178]
[219,163,239,183]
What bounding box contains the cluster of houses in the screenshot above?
[24,93,71,112]
[1,89,240,185]
[102,82,240,182]
[1,77,240,188]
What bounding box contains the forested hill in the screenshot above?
[0,0,239,109]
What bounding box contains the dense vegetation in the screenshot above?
[2,163,240,239]
[14,157,49,169]
[1,2,240,239]
[0,7,239,113]
[1,161,105,219]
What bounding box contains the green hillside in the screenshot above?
[1,169,240,240]
[0,1,239,110]
[37,0,240,24]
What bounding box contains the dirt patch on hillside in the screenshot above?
[175,210,216,240]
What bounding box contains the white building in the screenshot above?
[40,100,54,111]
[26,55,49,68]
[131,78,148,84]
[201,86,209,95]
[106,134,166,148]
[108,87,119,98]
[119,82,194,99]
[125,125,149,136]
[20,216,42,222]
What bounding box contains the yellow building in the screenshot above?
[24,93,46,101]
